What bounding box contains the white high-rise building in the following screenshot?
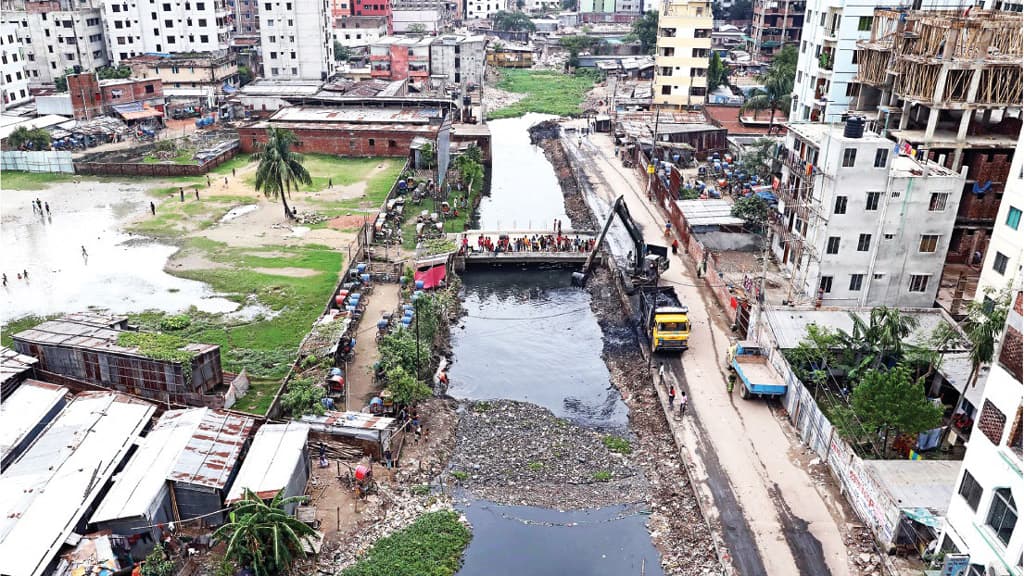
[976,132,1024,303]
[258,0,334,80]
[101,0,231,64]
[1,22,31,109]
[1,3,108,85]
[652,0,712,110]
[773,121,967,307]
[937,288,1022,576]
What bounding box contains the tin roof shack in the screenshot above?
[0,380,68,471]
[11,313,226,407]
[301,411,397,460]
[0,392,155,576]
[0,345,38,400]
[860,460,960,554]
[52,531,132,576]
[225,422,311,514]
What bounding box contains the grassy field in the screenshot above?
[487,69,598,120]
[341,511,471,576]
[3,171,82,190]
[244,155,404,195]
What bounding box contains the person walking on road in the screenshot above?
[179,187,185,202]
[668,385,676,408]
[679,390,688,415]
[81,245,88,263]
[150,201,156,215]
[1,273,6,287]
[195,188,200,200]
[44,202,51,216]
[658,362,666,386]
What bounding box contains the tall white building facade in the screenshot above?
[652,0,712,110]
[258,0,334,80]
[101,0,231,64]
[772,121,966,307]
[1,22,31,109]
[976,132,1024,303]
[1,3,108,85]
[938,288,1022,576]
[464,0,505,20]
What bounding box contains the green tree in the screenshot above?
[7,126,52,150]
[845,306,919,372]
[838,366,943,457]
[945,286,1013,416]
[214,489,315,576]
[96,65,132,79]
[251,127,312,219]
[740,66,792,135]
[772,44,798,76]
[54,68,74,92]
[407,23,427,34]
[728,0,752,19]
[730,195,768,230]
[281,377,325,417]
[454,147,484,187]
[419,142,435,169]
[492,10,536,32]
[631,10,658,54]
[707,51,728,92]
[237,65,254,86]
[334,40,353,61]
[385,365,433,406]
[140,544,176,576]
[560,35,595,68]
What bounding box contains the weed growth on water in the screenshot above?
[340,510,471,576]
[487,69,599,119]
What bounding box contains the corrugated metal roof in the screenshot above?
[90,408,207,523]
[167,409,255,490]
[677,199,745,227]
[13,316,217,360]
[270,106,441,124]
[0,392,155,576]
[302,410,395,431]
[1,346,38,386]
[0,380,68,465]
[225,422,309,505]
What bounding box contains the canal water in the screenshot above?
[450,117,662,575]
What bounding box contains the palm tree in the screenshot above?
[252,127,312,220]
[740,68,792,135]
[214,488,315,576]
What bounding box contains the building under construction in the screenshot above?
[853,8,1022,305]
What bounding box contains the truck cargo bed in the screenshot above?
[733,357,778,384]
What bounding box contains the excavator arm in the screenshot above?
[573,196,665,286]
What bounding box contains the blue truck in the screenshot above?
[728,341,786,400]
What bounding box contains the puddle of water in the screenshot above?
[224,295,281,321]
[449,268,627,428]
[457,498,663,576]
[478,114,569,230]
[219,204,259,222]
[0,183,238,324]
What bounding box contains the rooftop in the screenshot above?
[225,422,310,505]
[863,460,961,520]
[301,410,396,431]
[334,15,388,28]
[12,314,217,361]
[0,392,155,576]
[704,104,788,136]
[764,306,961,350]
[167,408,255,490]
[786,121,891,146]
[237,80,323,96]
[0,380,68,468]
[677,199,745,227]
[269,106,442,124]
[1,346,38,389]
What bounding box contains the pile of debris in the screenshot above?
[449,400,644,509]
[481,85,525,115]
[295,210,327,225]
[528,121,595,230]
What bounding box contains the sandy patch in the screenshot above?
[167,250,229,272]
[327,214,368,230]
[253,267,321,278]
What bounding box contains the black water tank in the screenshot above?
[844,115,865,139]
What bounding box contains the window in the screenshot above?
[661,85,671,95]
[162,2,170,8]
[959,470,983,511]
[368,138,375,147]
[920,235,939,253]
[849,274,864,291]
[994,252,1009,275]
[196,2,205,7]
[842,148,857,167]
[909,275,929,293]
[857,234,871,251]
[1007,206,1022,230]
[198,18,206,25]
[165,19,172,26]
[987,488,1017,546]
[200,34,208,42]
[858,16,873,31]
[866,191,880,211]
[145,83,154,93]
[929,193,948,211]
[874,148,888,168]
[819,276,833,294]
[270,51,277,58]
[826,236,840,254]
[834,195,847,214]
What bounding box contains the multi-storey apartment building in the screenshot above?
[652,0,712,110]
[258,0,334,80]
[976,133,1024,303]
[773,120,967,307]
[1,22,31,109]
[1,0,108,85]
[350,0,393,31]
[429,33,484,88]
[333,15,387,49]
[464,0,505,20]
[233,0,261,35]
[750,0,803,61]
[369,35,429,80]
[938,289,1022,576]
[101,0,232,64]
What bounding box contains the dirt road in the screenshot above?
[563,121,853,576]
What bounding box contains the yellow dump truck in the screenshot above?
[639,286,690,353]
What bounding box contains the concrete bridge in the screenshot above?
[449,230,601,267]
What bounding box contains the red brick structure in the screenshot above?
[237,106,441,157]
[351,0,392,33]
[943,149,1016,266]
[66,72,164,121]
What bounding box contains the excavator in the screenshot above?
[572,195,669,291]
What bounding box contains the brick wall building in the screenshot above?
[66,72,164,120]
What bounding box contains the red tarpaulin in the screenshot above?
[414,264,447,289]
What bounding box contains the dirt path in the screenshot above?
[563,120,856,576]
[344,282,403,412]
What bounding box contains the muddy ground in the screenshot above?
[529,121,595,231]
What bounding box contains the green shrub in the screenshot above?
[593,471,612,482]
[340,511,471,576]
[159,314,191,331]
[602,435,632,455]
